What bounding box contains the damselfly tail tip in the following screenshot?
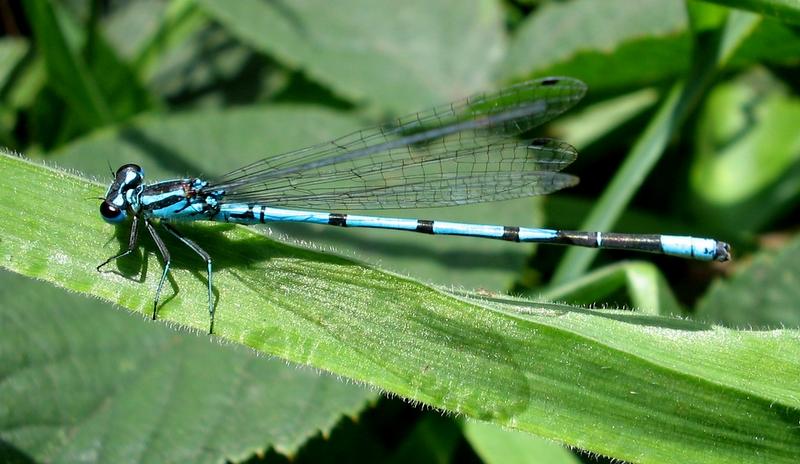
[715,241,732,262]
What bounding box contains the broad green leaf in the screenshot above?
[698,0,800,24]
[696,235,800,328]
[2,153,800,463]
[464,420,579,464]
[500,0,690,90]
[0,271,374,464]
[690,70,800,237]
[52,105,537,290]
[196,0,506,112]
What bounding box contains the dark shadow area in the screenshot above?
[0,439,36,464]
[244,396,479,464]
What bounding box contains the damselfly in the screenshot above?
[98,77,730,334]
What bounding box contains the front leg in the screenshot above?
[97,215,140,271]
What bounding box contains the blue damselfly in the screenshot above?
[98,77,730,333]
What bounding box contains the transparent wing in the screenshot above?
[219,139,579,209]
[208,77,586,210]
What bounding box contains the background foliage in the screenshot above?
[1,0,799,463]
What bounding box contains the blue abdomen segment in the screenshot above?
[336,214,419,230]
[660,236,720,261]
[431,221,505,238]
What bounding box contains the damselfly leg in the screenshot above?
[98,214,217,333]
[142,219,171,323]
[96,215,141,271]
[162,222,215,334]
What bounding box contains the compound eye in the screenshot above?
[116,163,142,176]
[100,201,127,224]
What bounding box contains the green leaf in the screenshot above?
[549,88,659,150]
[0,38,31,147]
[79,25,157,122]
[1,47,45,116]
[542,262,685,317]
[20,0,154,150]
[196,0,506,112]
[2,152,800,463]
[100,0,175,60]
[23,0,112,127]
[696,235,800,328]
[101,0,250,102]
[697,0,800,24]
[102,0,205,79]
[731,17,800,65]
[690,70,800,237]
[144,23,289,108]
[464,420,580,464]
[0,38,29,90]
[499,0,690,90]
[0,271,374,463]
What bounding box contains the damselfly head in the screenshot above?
[100,164,144,224]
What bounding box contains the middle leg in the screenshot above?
[162,222,215,334]
[144,219,171,321]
